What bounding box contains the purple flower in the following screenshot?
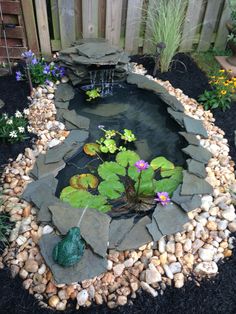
[155,192,170,206]
[134,160,149,172]
[15,71,22,81]
[59,67,65,77]
[31,58,38,65]
[22,50,34,59]
[45,79,51,85]
[43,65,50,75]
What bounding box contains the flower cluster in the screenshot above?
[16,50,65,85]
[199,69,235,111]
[0,110,31,143]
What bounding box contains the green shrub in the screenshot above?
[145,0,187,72]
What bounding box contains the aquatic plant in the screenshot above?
[60,150,182,213]
[86,88,101,101]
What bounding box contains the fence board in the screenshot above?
[105,0,123,46]
[21,0,39,53]
[75,0,82,39]
[98,0,106,37]
[1,1,21,15]
[0,46,26,58]
[1,25,24,39]
[82,0,98,38]
[50,0,60,40]
[214,0,231,50]
[198,0,223,51]
[125,0,143,54]
[180,0,204,51]
[34,0,51,55]
[58,0,75,49]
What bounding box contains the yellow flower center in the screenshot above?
[160,195,167,201]
[139,162,145,167]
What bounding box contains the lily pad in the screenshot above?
[98,180,125,199]
[154,178,180,197]
[116,150,140,167]
[83,143,100,156]
[70,174,98,190]
[150,156,174,171]
[98,161,126,180]
[128,165,154,182]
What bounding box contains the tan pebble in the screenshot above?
[175,243,183,258]
[23,278,33,290]
[160,252,168,265]
[117,295,127,306]
[107,301,117,309]
[130,281,139,292]
[58,289,69,300]
[113,263,125,276]
[24,259,38,273]
[33,273,43,285]
[224,249,232,257]
[17,250,28,262]
[56,300,67,311]
[95,293,103,305]
[33,284,46,294]
[102,272,115,284]
[23,206,31,217]
[206,221,218,231]
[19,268,28,280]
[66,285,75,297]
[48,295,60,308]
[10,265,20,278]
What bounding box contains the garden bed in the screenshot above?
[0,53,236,313]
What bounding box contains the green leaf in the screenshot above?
[161,166,183,179]
[83,143,100,156]
[134,180,155,196]
[70,173,99,190]
[98,180,125,199]
[60,187,111,212]
[150,156,174,171]
[128,165,154,182]
[116,150,140,167]
[98,161,126,180]
[154,178,180,196]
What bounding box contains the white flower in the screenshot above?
[2,113,8,120]
[6,119,13,125]
[15,110,23,118]
[23,108,30,115]
[18,126,25,133]
[9,131,17,138]
[27,125,33,133]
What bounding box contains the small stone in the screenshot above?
[49,295,60,308]
[95,293,103,305]
[17,250,28,262]
[61,76,69,83]
[16,235,27,246]
[124,258,134,268]
[43,225,54,234]
[169,262,182,274]
[33,284,46,294]
[183,239,192,252]
[158,237,166,253]
[19,268,28,280]
[107,260,113,270]
[77,290,89,306]
[217,220,228,231]
[145,263,162,284]
[24,259,38,273]
[194,261,218,275]
[221,206,236,221]
[48,138,61,148]
[174,273,184,288]
[113,263,125,276]
[46,281,57,294]
[199,248,214,261]
[56,301,67,311]
[130,281,139,292]
[166,240,175,254]
[38,263,46,275]
[160,252,168,265]
[228,221,236,232]
[47,93,54,100]
[140,281,158,297]
[163,264,173,279]
[117,295,127,306]
[206,221,217,231]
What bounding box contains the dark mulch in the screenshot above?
[0,53,236,314]
[0,69,34,168]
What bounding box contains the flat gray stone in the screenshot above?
[60,47,78,55]
[181,170,213,195]
[21,175,58,202]
[146,219,162,241]
[160,93,184,112]
[127,73,167,95]
[183,116,208,138]
[117,216,152,251]
[71,54,121,66]
[64,130,89,146]
[55,100,70,109]
[0,99,5,109]
[182,145,212,164]
[187,159,207,178]
[56,108,67,121]
[167,107,184,127]
[31,154,65,179]
[152,203,189,235]
[45,143,73,164]
[39,234,107,284]
[76,42,119,59]
[63,110,90,130]
[55,83,75,102]
[49,204,111,258]
[179,132,200,146]
[109,217,135,249]
[172,185,202,212]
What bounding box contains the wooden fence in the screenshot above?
[0,0,233,59]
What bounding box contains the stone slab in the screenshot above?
[127,73,167,95]
[167,107,184,127]
[160,93,185,112]
[44,143,73,164]
[64,130,89,146]
[183,116,208,138]
[179,132,200,146]
[187,158,207,178]
[146,219,163,242]
[182,145,212,164]
[172,185,202,212]
[109,217,135,249]
[55,100,70,109]
[152,203,189,235]
[76,42,119,59]
[39,234,107,284]
[55,83,75,102]
[49,204,111,258]
[63,110,90,130]
[31,154,65,179]
[117,216,152,251]
[181,170,213,196]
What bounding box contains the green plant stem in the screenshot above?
[95,152,104,163]
[135,171,142,200]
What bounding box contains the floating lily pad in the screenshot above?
[150,156,174,171]
[70,174,98,190]
[154,177,180,197]
[98,180,125,199]
[116,150,140,167]
[83,143,100,156]
[98,161,126,180]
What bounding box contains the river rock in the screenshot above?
[199,248,214,261]
[77,290,89,306]
[194,261,218,275]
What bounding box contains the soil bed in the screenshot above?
[0,53,236,313]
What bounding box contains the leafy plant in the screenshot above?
[0,111,30,143]
[86,88,101,101]
[198,69,235,111]
[16,50,65,87]
[0,211,11,248]
[144,0,187,72]
[60,150,183,213]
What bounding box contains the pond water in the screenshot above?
[56,83,186,195]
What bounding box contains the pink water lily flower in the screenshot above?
[155,192,171,206]
[134,160,149,172]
